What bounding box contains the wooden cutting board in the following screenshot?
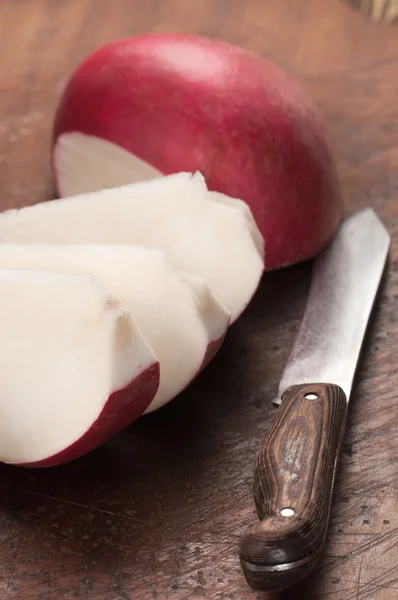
[0,1,397,598]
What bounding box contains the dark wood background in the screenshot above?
[0,1,397,599]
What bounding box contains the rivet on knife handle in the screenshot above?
[239,382,348,592]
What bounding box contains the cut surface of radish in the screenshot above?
[0,244,229,412]
[0,270,159,466]
[0,172,264,321]
[55,133,265,260]
[56,133,265,264]
[54,132,161,197]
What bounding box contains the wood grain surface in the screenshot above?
[0,1,397,599]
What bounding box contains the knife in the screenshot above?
[239,208,390,592]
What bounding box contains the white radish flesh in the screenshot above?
[54,132,161,197]
[0,244,229,412]
[0,270,159,466]
[0,172,264,321]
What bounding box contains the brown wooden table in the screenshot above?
[0,1,397,598]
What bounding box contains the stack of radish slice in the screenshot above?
[0,171,264,466]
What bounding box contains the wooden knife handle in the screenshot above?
[239,383,348,592]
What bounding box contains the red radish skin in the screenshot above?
[17,362,159,468]
[22,334,221,469]
[199,333,227,373]
[53,33,342,270]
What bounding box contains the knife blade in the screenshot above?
[239,208,390,593]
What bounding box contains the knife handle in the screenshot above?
[239,383,348,592]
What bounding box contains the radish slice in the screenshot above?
[0,244,229,412]
[54,132,161,197]
[0,270,159,467]
[0,172,264,321]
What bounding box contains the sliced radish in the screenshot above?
[0,172,264,321]
[0,270,159,467]
[52,33,342,271]
[0,244,229,412]
[55,135,265,263]
[54,132,161,197]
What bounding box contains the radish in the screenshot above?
[0,270,159,467]
[52,33,342,270]
[0,244,229,412]
[0,172,264,322]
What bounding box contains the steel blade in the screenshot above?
[277,208,390,404]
